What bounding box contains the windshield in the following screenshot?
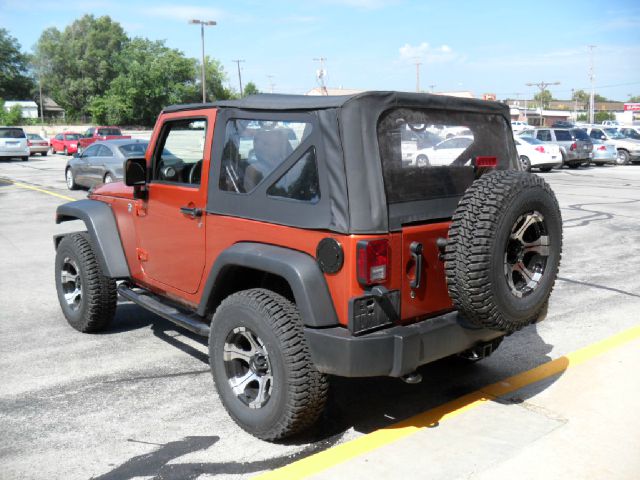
[604,128,625,139]
[378,108,517,203]
[64,134,80,140]
[0,128,26,139]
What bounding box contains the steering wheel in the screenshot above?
[188,160,202,184]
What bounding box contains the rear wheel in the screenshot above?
[616,150,629,165]
[55,233,117,333]
[104,173,114,184]
[209,289,328,441]
[21,156,28,161]
[519,156,531,172]
[41,151,48,156]
[63,146,68,155]
[445,171,562,332]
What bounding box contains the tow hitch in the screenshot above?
[458,337,504,362]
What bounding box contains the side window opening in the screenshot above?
[219,118,312,194]
[267,147,320,203]
[152,118,207,186]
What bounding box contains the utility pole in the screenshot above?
[232,59,245,97]
[313,57,328,95]
[189,19,217,103]
[413,57,422,92]
[588,45,596,124]
[37,69,44,123]
[428,84,436,93]
[526,80,560,126]
[267,75,275,94]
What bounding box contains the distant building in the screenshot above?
[434,91,475,99]
[41,96,65,119]
[482,93,497,101]
[3,101,38,119]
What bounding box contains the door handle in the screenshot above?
[180,206,203,218]
[409,241,423,290]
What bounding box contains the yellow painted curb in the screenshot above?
[255,324,640,480]
[0,178,74,201]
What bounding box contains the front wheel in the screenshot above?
[55,232,117,332]
[209,289,328,441]
[416,154,430,167]
[66,168,79,190]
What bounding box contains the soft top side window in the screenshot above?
[219,118,312,194]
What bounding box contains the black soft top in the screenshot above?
[166,92,514,234]
[164,91,510,118]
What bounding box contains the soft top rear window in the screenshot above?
[377,108,516,204]
[0,128,26,139]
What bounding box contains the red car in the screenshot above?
[78,126,131,153]
[50,132,81,155]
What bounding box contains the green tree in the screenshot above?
[89,38,198,125]
[594,93,608,102]
[0,100,24,125]
[33,15,127,120]
[571,89,589,105]
[243,82,260,96]
[533,89,554,109]
[0,29,34,99]
[195,56,236,101]
[628,95,640,103]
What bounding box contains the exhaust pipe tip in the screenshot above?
[401,371,422,384]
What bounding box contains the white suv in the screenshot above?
[0,127,29,161]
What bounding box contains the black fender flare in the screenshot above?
[197,242,339,328]
[55,199,130,279]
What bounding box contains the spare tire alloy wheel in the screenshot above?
[504,211,549,298]
[445,170,562,332]
[209,289,328,441]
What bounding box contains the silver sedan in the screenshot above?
[65,139,148,190]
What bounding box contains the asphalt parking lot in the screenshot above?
[1,155,639,479]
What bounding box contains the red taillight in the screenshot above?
[356,239,389,286]
[570,142,577,151]
[598,145,606,151]
[27,140,32,146]
[535,146,545,153]
[475,156,497,168]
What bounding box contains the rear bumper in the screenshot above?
[305,312,505,378]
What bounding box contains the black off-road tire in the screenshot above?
[209,289,328,441]
[55,232,117,333]
[539,167,553,172]
[445,170,562,332]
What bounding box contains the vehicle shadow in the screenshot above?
[112,301,563,443]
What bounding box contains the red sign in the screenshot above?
[624,103,640,111]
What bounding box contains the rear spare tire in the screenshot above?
[445,170,562,332]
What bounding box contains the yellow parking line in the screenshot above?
[255,324,640,480]
[0,178,74,201]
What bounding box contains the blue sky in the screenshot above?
[2,0,639,100]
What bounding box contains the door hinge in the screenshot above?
[135,203,147,217]
[136,248,148,262]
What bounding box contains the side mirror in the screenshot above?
[124,157,147,186]
[600,135,606,140]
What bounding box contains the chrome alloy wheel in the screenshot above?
[223,326,273,409]
[66,169,74,189]
[60,257,82,310]
[504,211,550,298]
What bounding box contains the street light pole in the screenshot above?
[189,19,217,103]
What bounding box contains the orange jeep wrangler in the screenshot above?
[54,92,562,440]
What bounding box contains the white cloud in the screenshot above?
[399,42,460,63]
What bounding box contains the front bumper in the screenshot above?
[305,312,504,378]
